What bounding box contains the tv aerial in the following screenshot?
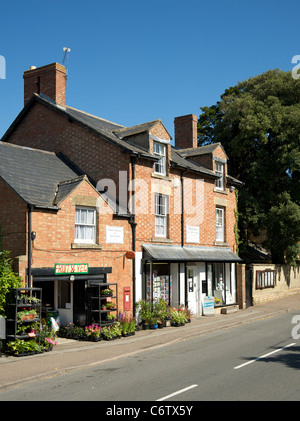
[62,47,71,87]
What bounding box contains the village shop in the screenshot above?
[141,244,242,315]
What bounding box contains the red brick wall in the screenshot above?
[6,110,238,253]
[30,180,132,314]
[174,114,198,149]
[0,178,27,257]
[23,63,66,106]
[7,101,130,191]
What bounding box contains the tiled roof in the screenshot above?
[0,141,82,207]
[1,94,241,183]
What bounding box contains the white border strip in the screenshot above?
[234,343,296,370]
[156,384,198,401]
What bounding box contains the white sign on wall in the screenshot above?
[106,226,124,244]
[186,225,200,243]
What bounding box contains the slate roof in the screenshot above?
[2,94,157,160]
[0,141,84,207]
[1,93,240,183]
[176,143,227,158]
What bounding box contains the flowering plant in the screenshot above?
[170,308,188,325]
[85,324,101,337]
[44,336,58,349]
[118,313,136,335]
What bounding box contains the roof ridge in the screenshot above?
[177,142,221,153]
[113,119,161,133]
[57,174,87,186]
[0,140,56,155]
[65,104,125,128]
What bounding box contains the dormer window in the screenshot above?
[215,161,225,190]
[153,141,166,176]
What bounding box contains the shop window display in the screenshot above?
[145,263,170,304]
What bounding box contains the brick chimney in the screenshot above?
[23,63,66,107]
[174,114,198,149]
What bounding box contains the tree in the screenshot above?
[0,250,22,316]
[198,69,300,264]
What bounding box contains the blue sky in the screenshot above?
[0,0,299,142]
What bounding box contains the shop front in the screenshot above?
[31,265,112,325]
[142,244,242,315]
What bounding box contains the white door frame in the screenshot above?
[187,265,200,315]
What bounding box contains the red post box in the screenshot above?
[124,287,131,311]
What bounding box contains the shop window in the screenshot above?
[145,263,170,303]
[256,270,276,289]
[211,263,237,306]
[75,207,96,243]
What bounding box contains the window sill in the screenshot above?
[151,237,173,243]
[214,188,228,195]
[151,173,172,181]
[214,241,229,247]
[71,243,103,249]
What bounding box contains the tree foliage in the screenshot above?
[198,69,300,264]
[0,250,22,316]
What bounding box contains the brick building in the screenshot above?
[1,62,243,321]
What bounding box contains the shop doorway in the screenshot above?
[55,280,73,325]
[187,266,200,315]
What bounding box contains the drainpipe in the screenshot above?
[130,155,139,315]
[27,204,33,288]
[180,170,188,306]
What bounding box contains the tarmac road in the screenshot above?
[0,293,300,397]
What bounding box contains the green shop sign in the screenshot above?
[54,263,89,275]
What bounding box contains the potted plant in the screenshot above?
[85,324,101,341]
[107,314,117,322]
[39,324,58,350]
[101,325,115,340]
[128,317,136,335]
[135,300,153,329]
[106,301,116,310]
[101,288,114,297]
[17,309,38,322]
[6,339,36,356]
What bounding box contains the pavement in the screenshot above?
[1,293,300,392]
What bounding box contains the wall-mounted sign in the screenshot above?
[54,263,89,275]
[186,225,199,243]
[106,226,124,244]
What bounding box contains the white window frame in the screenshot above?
[155,193,168,237]
[215,161,224,190]
[74,206,96,244]
[216,207,225,242]
[153,141,166,176]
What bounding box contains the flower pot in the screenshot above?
[142,323,150,330]
[151,324,158,329]
[164,320,171,327]
[90,336,101,342]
